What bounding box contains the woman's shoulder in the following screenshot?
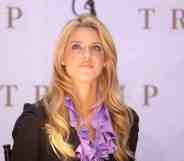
[18,99,46,122]
[126,106,139,127]
[11,100,54,161]
[126,106,139,156]
[22,100,46,120]
[12,99,47,138]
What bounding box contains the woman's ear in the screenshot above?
[61,57,65,66]
[61,61,65,66]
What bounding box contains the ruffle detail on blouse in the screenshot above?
[64,97,117,161]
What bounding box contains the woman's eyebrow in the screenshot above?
[70,40,102,45]
[71,40,82,44]
[92,42,103,45]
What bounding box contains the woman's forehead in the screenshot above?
[67,27,101,44]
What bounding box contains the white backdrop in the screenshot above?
[1,0,184,161]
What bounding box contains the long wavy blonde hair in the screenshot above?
[43,14,132,161]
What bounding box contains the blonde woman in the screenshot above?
[11,14,139,161]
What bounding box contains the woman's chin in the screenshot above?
[78,77,95,83]
[73,75,97,84]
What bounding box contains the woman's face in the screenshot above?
[63,27,105,84]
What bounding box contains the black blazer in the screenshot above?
[11,100,139,161]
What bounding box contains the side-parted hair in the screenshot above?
[43,13,133,161]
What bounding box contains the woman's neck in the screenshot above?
[73,80,97,118]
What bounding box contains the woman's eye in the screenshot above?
[92,45,102,52]
[71,44,81,50]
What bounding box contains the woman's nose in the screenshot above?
[83,47,91,60]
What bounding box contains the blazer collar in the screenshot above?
[68,126,80,150]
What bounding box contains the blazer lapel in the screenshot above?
[68,126,80,150]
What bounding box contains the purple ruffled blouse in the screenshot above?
[64,96,117,161]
